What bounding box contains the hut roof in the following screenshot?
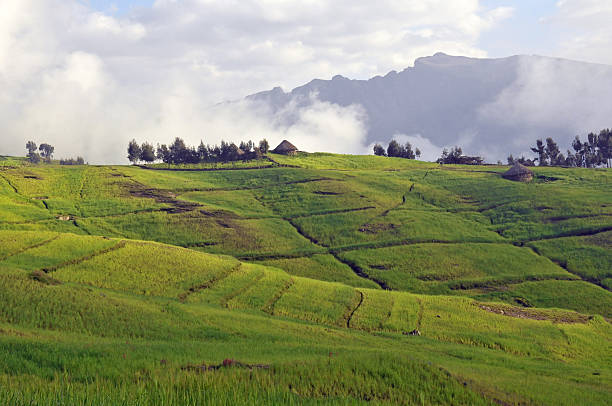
[273,140,297,153]
[502,163,533,180]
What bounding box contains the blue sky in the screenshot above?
[479,0,559,57]
[85,0,155,15]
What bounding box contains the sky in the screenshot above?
[2,0,612,163]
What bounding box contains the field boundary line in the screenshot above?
[415,298,424,330]
[0,234,60,262]
[330,252,391,290]
[519,226,612,243]
[526,245,611,292]
[447,274,580,291]
[178,263,242,302]
[286,218,327,247]
[262,278,295,315]
[345,290,364,328]
[331,239,503,253]
[220,271,266,308]
[0,172,19,194]
[236,250,325,261]
[188,177,333,192]
[42,240,127,273]
[285,206,376,219]
[136,163,281,172]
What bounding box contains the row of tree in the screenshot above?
[373,140,421,159]
[25,141,54,164]
[436,146,484,165]
[127,138,271,165]
[25,141,86,165]
[510,129,611,168]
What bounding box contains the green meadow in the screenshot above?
[0,153,610,405]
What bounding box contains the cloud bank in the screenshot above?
[1,0,610,163]
[0,0,511,163]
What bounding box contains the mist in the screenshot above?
[2,1,611,165]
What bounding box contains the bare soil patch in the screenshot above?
[181,359,270,373]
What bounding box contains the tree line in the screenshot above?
[510,129,611,168]
[373,140,421,159]
[127,137,271,165]
[25,141,54,164]
[436,146,484,165]
[25,141,86,165]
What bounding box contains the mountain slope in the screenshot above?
[248,53,612,159]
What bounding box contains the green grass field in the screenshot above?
[0,154,610,405]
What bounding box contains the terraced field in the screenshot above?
[0,153,610,405]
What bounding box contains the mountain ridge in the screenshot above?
[246,53,612,160]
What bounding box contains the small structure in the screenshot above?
[502,163,534,182]
[272,140,298,155]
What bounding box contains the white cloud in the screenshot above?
[478,55,612,156]
[387,134,443,162]
[0,0,512,163]
[549,0,612,64]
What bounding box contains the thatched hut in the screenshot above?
[272,140,298,155]
[502,163,533,182]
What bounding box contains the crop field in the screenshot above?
[336,243,577,293]
[255,254,379,288]
[0,154,610,405]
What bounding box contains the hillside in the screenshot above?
[0,153,610,404]
[247,53,612,159]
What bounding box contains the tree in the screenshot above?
[28,151,41,164]
[516,156,535,166]
[140,142,156,163]
[39,143,54,162]
[572,136,585,167]
[507,154,515,165]
[239,140,254,154]
[403,142,415,159]
[373,143,386,156]
[26,141,41,163]
[530,139,547,166]
[597,129,611,167]
[415,148,421,159]
[198,141,210,162]
[210,145,221,161]
[387,140,402,157]
[156,144,171,163]
[259,139,269,154]
[565,150,577,167]
[169,137,188,164]
[127,139,141,164]
[26,141,37,154]
[437,146,462,164]
[545,137,564,166]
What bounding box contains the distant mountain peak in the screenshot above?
[245,54,612,160]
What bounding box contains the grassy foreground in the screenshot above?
[0,153,610,404]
